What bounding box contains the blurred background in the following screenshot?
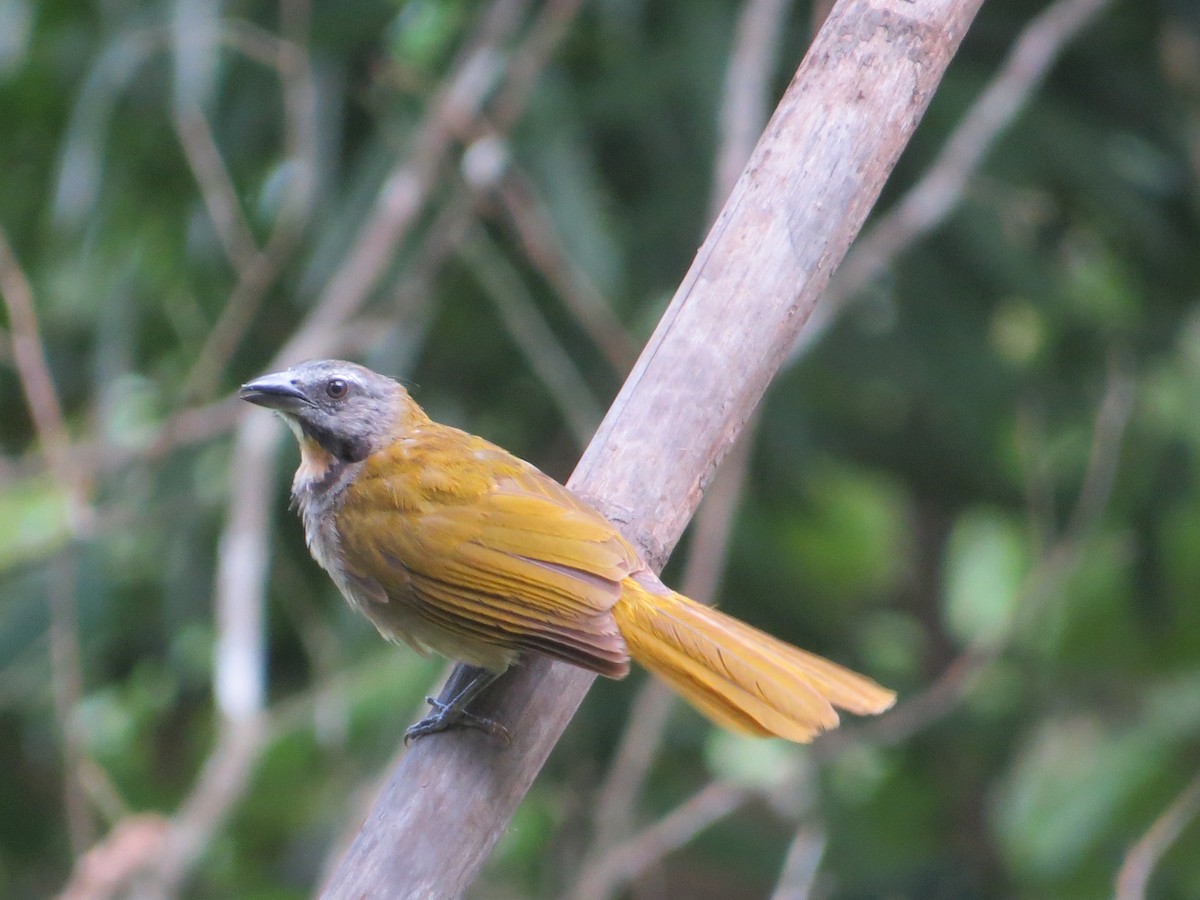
[2,0,1200,897]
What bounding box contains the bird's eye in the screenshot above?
[326,378,349,400]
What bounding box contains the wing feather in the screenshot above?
[334,431,635,675]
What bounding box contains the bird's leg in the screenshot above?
[404,665,509,744]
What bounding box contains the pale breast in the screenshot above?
[292,454,360,586]
[294,475,517,672]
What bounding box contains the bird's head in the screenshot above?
[239,359,419,463]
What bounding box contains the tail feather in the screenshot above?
[613,585,895,743]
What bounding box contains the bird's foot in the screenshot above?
[404,695,511,745]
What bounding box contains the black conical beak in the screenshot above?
[238,371,313,412]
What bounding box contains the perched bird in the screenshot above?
[240,360,895,742]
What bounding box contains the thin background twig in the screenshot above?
[796,0,1114,356]
[131,1,582,893]
[0,229,95,853]
[459,228,605,445]
[180,2,320,401]
[1116,769,1200,900]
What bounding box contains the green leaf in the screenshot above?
[787,460,911,599]
[705,730,803,794]
[992,701,1194,880]
[0,474,72,570]
[943,508,1028,647]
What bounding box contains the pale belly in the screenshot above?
[300,489,518,674]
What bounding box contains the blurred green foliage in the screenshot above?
[2,0,1200,898]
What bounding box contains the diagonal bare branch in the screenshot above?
[321,2,985,896]
[576,1,796,881]
[571,782,752,900]
[796,0,1114,355]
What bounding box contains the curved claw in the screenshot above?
[404,696,511,745]
[403,667,511,745]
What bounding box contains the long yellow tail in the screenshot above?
[613,582,895,742]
